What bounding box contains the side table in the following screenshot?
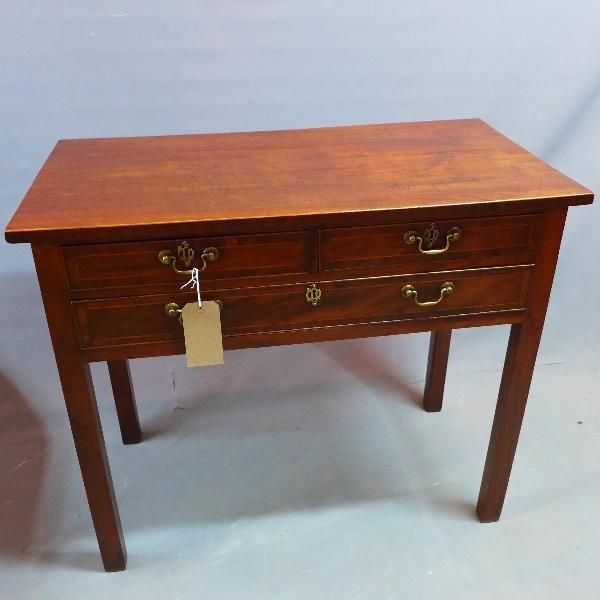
[5,119,593,570]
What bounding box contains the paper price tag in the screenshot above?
[181,301,224,367]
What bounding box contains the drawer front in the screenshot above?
[63,231,308,291]
[73,266,531,349]
[320,214,541,272]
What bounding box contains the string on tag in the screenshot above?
[180,267,202,308]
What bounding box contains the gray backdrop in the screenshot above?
[1,1,599,491]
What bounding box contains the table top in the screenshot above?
[5,118,593,244]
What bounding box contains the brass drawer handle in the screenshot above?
[401,281,455,307]
[404,223,461,255]
[164,300,223,323]
[158,241,220,275]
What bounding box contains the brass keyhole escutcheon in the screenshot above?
[177,240,195,266]
[422,223,440,248]
[306,283,322,307]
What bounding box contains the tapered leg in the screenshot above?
[33,244,127,571]
[108,360,141,445]
[58,357,127,570]
[423,330,452,412]
[476,207,567,522]
[476,321,544,521]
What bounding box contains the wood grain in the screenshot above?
[71,265,532,350]
[423,330,452,412]
[6,121,593,570]
[476,208,568,522]
[63,231,308,291]
[320,213,541,272]
[32,244,126,571]
[80,309,527,364]
[5,119,592,244]
[107,360,141,445]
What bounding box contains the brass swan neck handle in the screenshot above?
[401,281,455,307]
[158,241,219,275]
[404,224,461,255]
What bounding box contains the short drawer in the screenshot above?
[320,214,541,272]
[63,231,308,291]
[72,266,531,349]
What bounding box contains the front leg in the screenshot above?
[477,207,567,521]
[477,321,542,521]
[33,244,127,571]
[59,356,127,570]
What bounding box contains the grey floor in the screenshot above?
[1,328,599,599]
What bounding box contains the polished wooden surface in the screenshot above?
[4,120,593,571]
[320,214,541,272]
[477,208,567,521]
[5,119,592,244]
[423,330,452,413]
[32,244,126,572]
[79,309,527,365]
[71,266,531,350]
[63,231,308,292]
[107,360,141,445]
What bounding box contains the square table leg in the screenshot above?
[33,244,127,571]
[107,360,141,445]
[477,321,540,521]
[476,207,567,521]
[423,330,452,412]
[57,356,127,570]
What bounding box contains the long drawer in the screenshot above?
[72,266,531,349]
[320,214,542,272]
[63,231,309,291]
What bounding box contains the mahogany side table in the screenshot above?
[4,119,593,571]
